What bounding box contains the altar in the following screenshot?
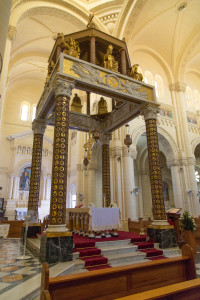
[66,207,120,236]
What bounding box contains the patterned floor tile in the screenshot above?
[2,274,23,283]
[13,268,35,275]
[1,266,19,272]
[0,282,11,290]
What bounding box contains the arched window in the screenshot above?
[20,103,29,121]
[32,105,36,121]
[144,71,154,85]
[194,90,200,110]
[186,87,193,109]
[154,75,163,98]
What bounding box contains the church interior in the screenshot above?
[0,0,200,299]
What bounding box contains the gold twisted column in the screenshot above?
[141,104,167,223]
[28,120,46,219]
[101,133,112,207]
[48,78,74,232]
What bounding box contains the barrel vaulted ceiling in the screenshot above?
[6,0,200,92]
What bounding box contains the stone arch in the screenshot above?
[191,136,200,154]
[131,124,178,162]
[13,158,47,178]
[10,1,106,32]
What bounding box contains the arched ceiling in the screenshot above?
[6,0,200,92]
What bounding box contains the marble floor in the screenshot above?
[0,238,199,300]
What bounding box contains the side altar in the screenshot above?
[66,207,120,237]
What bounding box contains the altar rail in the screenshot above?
[40,244,196,300]
[66,208,90,234]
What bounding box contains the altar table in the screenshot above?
[66,207,120,233]
[0,224,10,238]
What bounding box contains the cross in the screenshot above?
[83,131,94,160]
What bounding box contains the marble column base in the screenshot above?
[147,225,177,249]
[40,232,73,263]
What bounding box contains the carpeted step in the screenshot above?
[81,255,108,267]
[139,248,163,257]
[86,265,112,271]
[79,247,101,257]
[134,242,154,249]
[74,241,96,249]
[131,236,146,243]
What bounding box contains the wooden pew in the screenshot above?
[115,278,200,300]
[40,244,196,300]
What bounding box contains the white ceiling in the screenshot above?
[6,0,200,91]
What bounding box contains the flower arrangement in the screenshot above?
[181,210,197,232]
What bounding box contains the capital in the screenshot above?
[169,82,186,93]
[122,146,137,159]
[54,77,75,98]
[100,133,112,145]
[140,103,159,121]
[8,25,16,41]
[32,119,46,135]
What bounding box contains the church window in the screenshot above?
[194,90,200,110]
[144,71,154,85]
[186,87,193,109]
[20,103,29,121]
[32,105,36,121]
[154,75,163,98]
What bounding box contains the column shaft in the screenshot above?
[145,118,166,220]
[90,36,96,64]
[102,144,111,207]
[28,133,44,213]
[120,49,126,75]
[49,95,70,225]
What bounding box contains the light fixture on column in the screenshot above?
[92,128,100,142]
[83,149,89,167]
[124,124,132,152]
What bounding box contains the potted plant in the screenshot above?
[181,210,197,254]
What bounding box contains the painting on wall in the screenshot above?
[19,166,31,191]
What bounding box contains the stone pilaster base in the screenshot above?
[40,232,73,263]
[147,225,177,249]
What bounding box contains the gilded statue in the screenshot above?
[46,60,55,83]
[129,64,143,81]
[71,93,83,113]
[104,44,118,73]
[60,34,80,58]
[98,97,108,114]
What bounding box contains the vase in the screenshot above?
[183,230,197,254]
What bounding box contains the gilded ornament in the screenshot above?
[57,218,62,224]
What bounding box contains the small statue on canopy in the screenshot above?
[60,34,80,58]
[129,64,143,81]
[71,93,83,113]
[98,97,108,114]
[104,44,118,73]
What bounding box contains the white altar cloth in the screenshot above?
[0,224,10,238]
[90,208,120,231]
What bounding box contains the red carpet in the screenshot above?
[79,248,101,257]
[81,256,108,267]
[139,248,163,257]
[73,231,146,245]
[134,242,154,249]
